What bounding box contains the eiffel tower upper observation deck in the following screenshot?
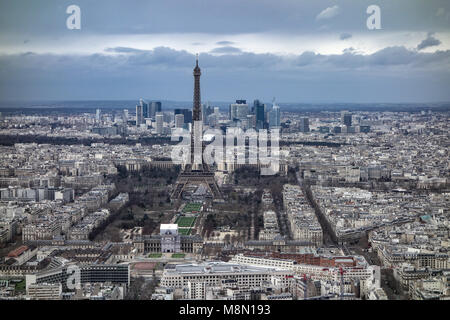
[171,55,223,200]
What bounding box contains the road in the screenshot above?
[296,172,338,246]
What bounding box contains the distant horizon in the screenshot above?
[0,99,449,115]
[1,99,450,105]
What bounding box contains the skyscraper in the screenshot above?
[229,104,236,120]
[247,114,256,129]
[155,112,164,134]
[229,100,248,121]
[174,109,192,124]
[342,111,352,127]
[150,101,162,118]
[175,114,184,128]
[254,99,265,129]
[300,117,310,133]
[136,104,143,126]
[140,99,149,118]
[96,109,101,122]
[269,105,280,128]
[202,103,213,125]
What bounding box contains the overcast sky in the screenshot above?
[1,0,450,103]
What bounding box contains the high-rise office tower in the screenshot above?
[123,109,128,123]
[229,104,236,120]
[175,114,184,128]
[150,101,162,118]
[96,109,101,122]
[174,108,192,124]
[269,105,281,128]
[254,99,265,129]
[139,99,149,118]
[208,114,218,127]
[136,104,144,126]
[155,112,164,134]
[247,114,256,129]
[300,117,310,133]
[214,107,219,116]
[236,103,248,120]
[202,103,213,125]
[155,102,162,113]
[229,100,248,121]
[342,111,352,127]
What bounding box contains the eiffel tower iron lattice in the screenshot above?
[171,55,223,200]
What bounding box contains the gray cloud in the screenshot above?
[417,32,442,50]
[435,7,450,20]
[340,33,352,40]
[1,45,449,102]
[105,47,145,53]
[210,46,242,54]
[343,47,356,54]
[216,41,235,46]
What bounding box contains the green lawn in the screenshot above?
[148,253,162,258]
[178,228,191,235]
[171,253,185,258]
[14,280,26,292]
[182,203,202,213]
[176,216,196,228]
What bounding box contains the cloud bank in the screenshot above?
[1,46,449,102]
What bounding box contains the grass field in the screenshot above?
[14,280,25,292]
[178,228,191,235]
[182,203,202,213]
[176,216,196,228]
[171,253,186,258]
[148,253,162,258]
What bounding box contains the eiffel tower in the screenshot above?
[171,55,223,200]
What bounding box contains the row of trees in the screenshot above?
[0,134,176,147]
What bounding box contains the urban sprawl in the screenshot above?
[0,61,448,301]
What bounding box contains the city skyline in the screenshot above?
[0,0,449,306]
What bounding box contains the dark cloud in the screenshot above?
[340,33,352,40]
[210,46,242,54]
[105,47,145,53]
[417,32,442,50]
[1,46,450,102]
[216,41,235,46]
[343,47,356,54]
